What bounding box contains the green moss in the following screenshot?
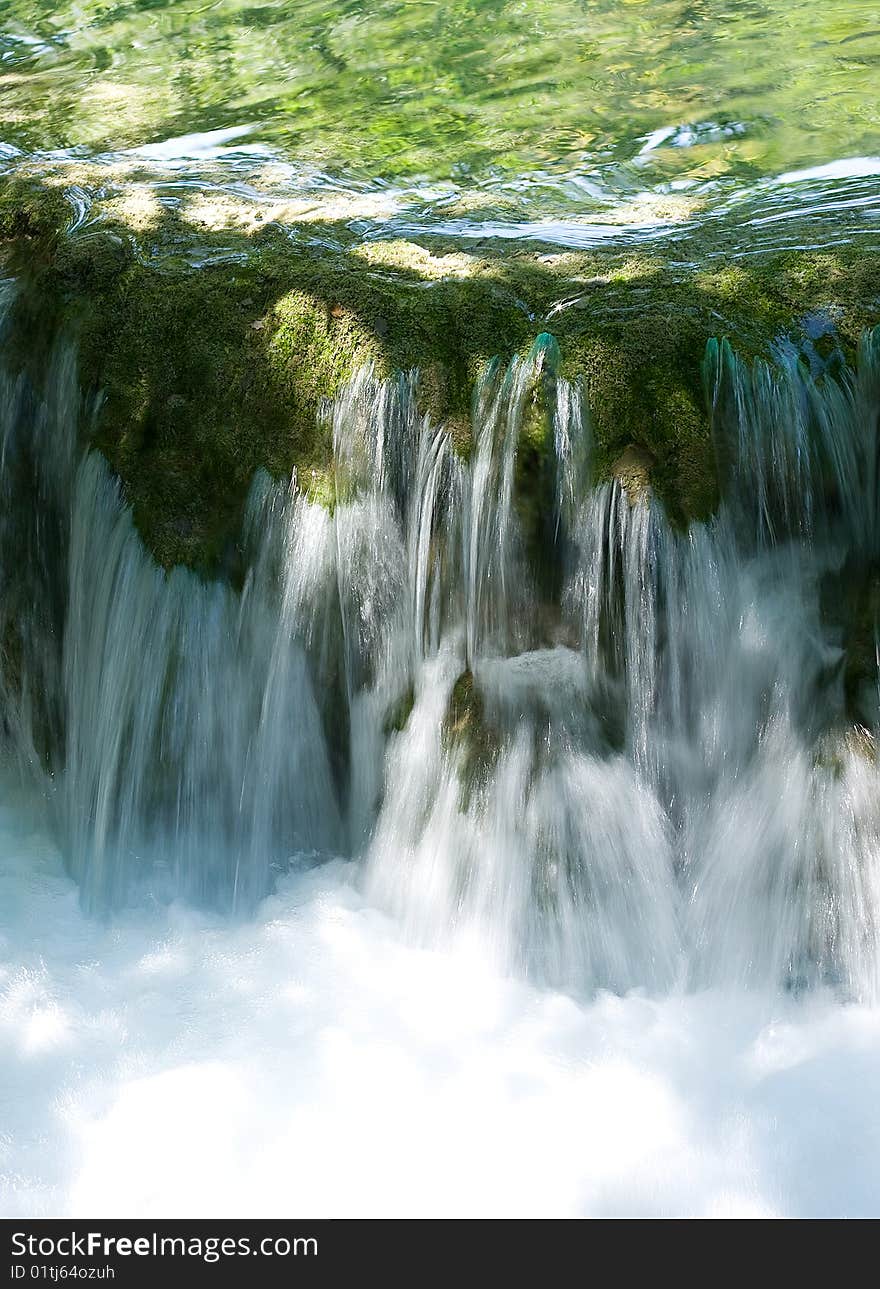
[443,669,500,807]
[554,280,719,524]
[302,465,337,510]
[1,172,877,568]
[0,175,71,247]
[611,444,654,504]
[383,684,415,737]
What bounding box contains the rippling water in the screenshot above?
[2,0,880,245]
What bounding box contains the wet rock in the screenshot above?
[611,443,654,504]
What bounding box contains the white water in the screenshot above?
[2,288,880,1214]
[2,800,880,1218]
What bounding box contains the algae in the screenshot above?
[443,669,501,809]
[1,169,877,570]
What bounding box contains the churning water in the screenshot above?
[2,278,880,1215]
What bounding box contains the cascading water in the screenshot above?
[1,274,880,1216]
[363,330,880,998]
[4,0,880,1223]
[2,267,880,996]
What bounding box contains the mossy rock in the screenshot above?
[821,558,880,729]
[1,169,877,570]
[443,669,501,807]
[383,684,415,737]
[611,443,655,505]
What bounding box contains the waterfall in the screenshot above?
[62,456,341,910]
[1,289,880,1000]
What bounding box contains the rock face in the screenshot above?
[611,444,655,505]
[1,168,877,570]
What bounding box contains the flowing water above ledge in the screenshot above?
[3,143,880,267]
[3,1,880,195]
[2,1,880,260]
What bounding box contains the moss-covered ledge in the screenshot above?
[1,170,877,570]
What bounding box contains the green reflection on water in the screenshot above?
[1,0,878,196]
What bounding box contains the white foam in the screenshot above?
[1,804,878,1219]
[127,125,269,165]
[776,156,880,184]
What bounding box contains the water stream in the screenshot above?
[2,0,880,1218]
